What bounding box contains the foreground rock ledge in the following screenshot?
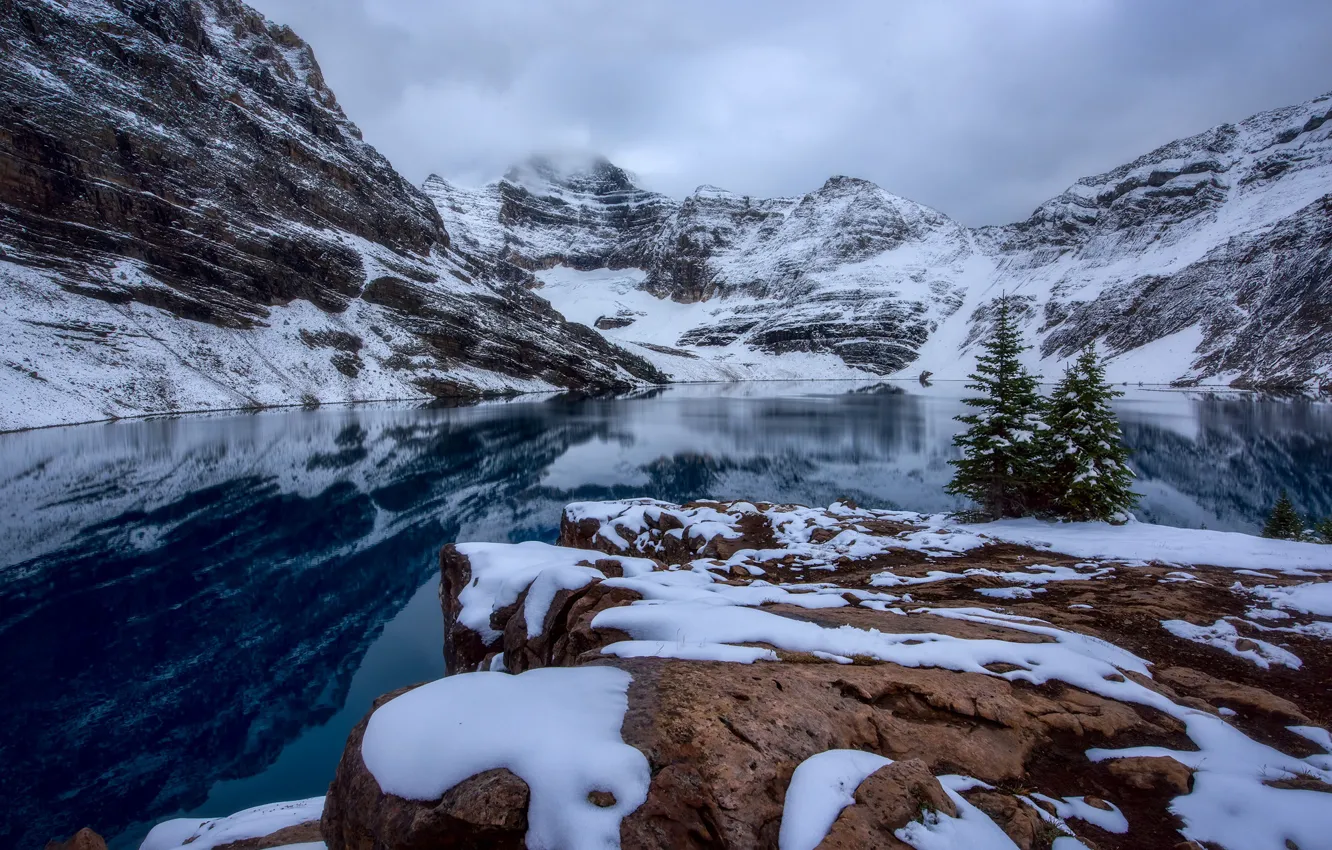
[319,498,1332,850]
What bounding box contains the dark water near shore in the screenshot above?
[1,381,1329,849]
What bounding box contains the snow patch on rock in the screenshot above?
[361,667,650,850]
[778,749,893,850]
[138,797,323,850]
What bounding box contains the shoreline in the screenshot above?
[1,377,1318,437]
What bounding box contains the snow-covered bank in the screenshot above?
[565,498,1332,575]
[0,257,572,434]
[128,495,1332,849]
[140,797,324,850]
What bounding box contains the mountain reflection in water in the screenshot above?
[0,382,1327,849]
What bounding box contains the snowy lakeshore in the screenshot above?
[121,497,1332,850]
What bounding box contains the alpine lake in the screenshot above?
[1,380,1329,849]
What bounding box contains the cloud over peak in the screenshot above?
[249,0,1332,225]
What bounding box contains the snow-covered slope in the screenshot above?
[431,92,1332,389]
[431,165,979,382]
[976,91,1332,388]
[0,0,662,431]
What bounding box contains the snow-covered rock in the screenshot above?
[430,163,977,382]
[140,797,324,850]
[986,92,1332,388]
[323,495,1332,849]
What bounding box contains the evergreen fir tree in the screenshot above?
[946,298,1045,517]
[1312,516,1332,545]
[1261,491,1305,540]
[1041,345,1139,521]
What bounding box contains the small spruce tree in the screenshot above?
[946,298,1045,517]
[1041,346,1139,521]
[1261,491,1305,540]
[1312,516,1332,545]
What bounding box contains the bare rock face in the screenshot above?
[612,659,1175,847]
[1155,666,1311,724]
[43,828,107,850]
[1106,756,1194,796]
[214,822,324,850]
[438,544,640,674]
[324,650,1163,849]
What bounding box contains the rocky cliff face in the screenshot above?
[640,178,973,374]
[423,155,676,284]
[987,92,1332,388]
[432,92,1332,389]
[431,164,976,381]
[0,0,662,431]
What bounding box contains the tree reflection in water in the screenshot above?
[0,383,1325,848]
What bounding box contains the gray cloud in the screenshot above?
[248,0,1332,225]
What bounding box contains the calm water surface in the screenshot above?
[1,381,1329,848]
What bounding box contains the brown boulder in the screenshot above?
[1106,756,1193,795]
[505,582,641,675]
[818,759,956,849]
[439,544,492,674]
[322,655,1160,850]
[554,583,641,666]
[44,829,106,850]
[439,545,646,676]
[1156,666,1310,723]
[322,686,530,850]
[957,791,1051,850]
[612,656,1155,847]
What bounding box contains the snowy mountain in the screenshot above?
[984,96,1332,387]
[431,92,1332,390]
[427,162,978,382]
[2,0,1328,431]
[0,0,662,431]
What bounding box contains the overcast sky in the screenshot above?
[248,0,1332,226]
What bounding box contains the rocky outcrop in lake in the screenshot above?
[310,498,1332,849]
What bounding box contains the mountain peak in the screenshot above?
[691,184,738,199]
[812,175,910,205]
[501,153,640,197]
[819,175,877,192]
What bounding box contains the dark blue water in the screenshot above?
[1,382,1329,849]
